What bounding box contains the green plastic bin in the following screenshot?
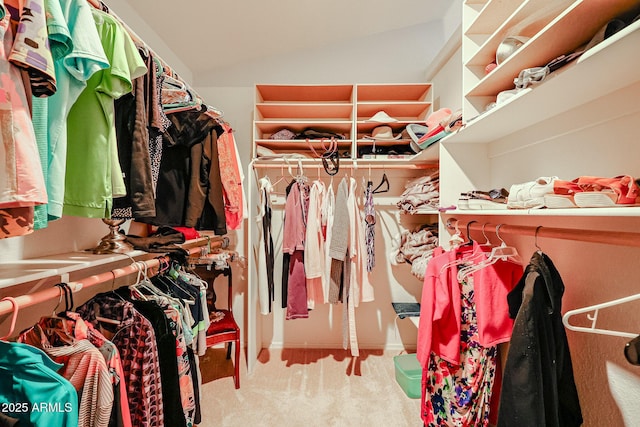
[393,353,422,399]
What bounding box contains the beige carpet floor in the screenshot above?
[196,347,422,427]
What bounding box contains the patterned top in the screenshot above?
[76,295,164,427]
[63,312,132,427]
[18,324,114,427]
[6,0,57,96]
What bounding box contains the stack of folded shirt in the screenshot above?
[390,224,439,280]
[397,171,440,213]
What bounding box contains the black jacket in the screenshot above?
[498,251,583,427]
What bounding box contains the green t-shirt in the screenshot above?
[64,8,146,218]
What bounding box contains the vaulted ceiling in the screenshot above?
[107,0,456,77]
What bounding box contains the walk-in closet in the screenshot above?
[1,0,640,426]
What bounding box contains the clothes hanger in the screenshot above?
[448,219,465,247]
[372,172,390,194]
[294,159,308,184]
[439,220,484,276]
[534,225,544,253]
[457,223,519,282]
[562,292,640,339]
[0,297,18,340]
[624,335,640,365]
[38,284,75,344]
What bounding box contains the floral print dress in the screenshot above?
[422,274,498,426]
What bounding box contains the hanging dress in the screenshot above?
[422,272,497,426]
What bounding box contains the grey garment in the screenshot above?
[328,178,349,260]
[328,178,349,303]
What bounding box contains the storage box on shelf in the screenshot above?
[355,83,432,160]
[253,84,354,158]
[440,0,640,218]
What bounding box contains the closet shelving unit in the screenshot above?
[253,84,354,157]
[440,0,640,218]
[355,83,432,159]
[247,84,441,374]
[253,83,439,163]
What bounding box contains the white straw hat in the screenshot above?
[366,111,398,123]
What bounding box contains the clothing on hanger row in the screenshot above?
[0,0,244,239]
[0,257,213,427]
[416,223,583,427]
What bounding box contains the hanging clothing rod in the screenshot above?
[0,236,228,317]
[446,219,640,248]
[252,161,436,170]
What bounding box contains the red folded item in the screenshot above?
[172,226,201,240]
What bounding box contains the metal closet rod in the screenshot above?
[447,219,640,248]
[0,236,228,317]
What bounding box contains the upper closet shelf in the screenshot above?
[0,250,147,289]
[447,207,640,217]
[465,0,522,36]
[0,237,212,289]
[465,0,639,97]
[446,19,640,144]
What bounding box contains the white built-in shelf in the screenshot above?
[255,84,353,103]
[465,0,640,98]
[448,207,640,217]
[255,138,352,152]
[254,121,353,136]
[446,18,640,144]
[0,237,212,290]
[254,83,437,163]
[465,0,522,36]
[404,209,440,215]
[0,250,146,289]
[255,104,353,120]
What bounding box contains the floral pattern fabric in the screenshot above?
[422,274,497,426]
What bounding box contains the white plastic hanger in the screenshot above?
[457,224,519,282]
[562,293,640,339]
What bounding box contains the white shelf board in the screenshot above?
[409,141,440,162]
[465,0,522,36]
[446,19,640,144]
[0,250,148,289]
[446,207,640,217]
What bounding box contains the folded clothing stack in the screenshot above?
[397,171,439,214]
[390,224,439,280]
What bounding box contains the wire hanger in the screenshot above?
[534,225,543,252]
[562,293,640,339]
[0,297,18,340]
[372,172,390,194]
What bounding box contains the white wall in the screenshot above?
[192,10,460,353]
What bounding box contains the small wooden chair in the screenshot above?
[200,263,240,389]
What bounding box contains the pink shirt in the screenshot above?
[282,181,307,254]
[0,13,47,208]
[417,243,522,367]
